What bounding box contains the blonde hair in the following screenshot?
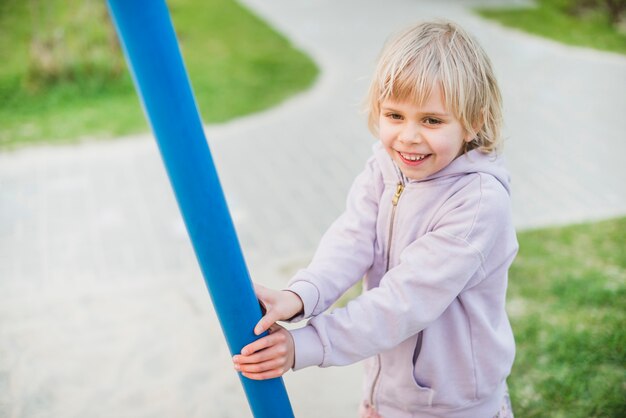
[366,20,503,154]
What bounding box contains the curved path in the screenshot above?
[1,1,625,417]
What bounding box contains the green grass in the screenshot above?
[0,0,317,149]
[476,0,626,55]
[508,217,625,417]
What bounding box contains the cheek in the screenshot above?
[378,124,394,146]
[428,136,463,158]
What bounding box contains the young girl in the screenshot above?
[233,20,517,418]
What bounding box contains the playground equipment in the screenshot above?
[106,1,295,417]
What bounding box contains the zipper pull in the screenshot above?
[392,182,404,206]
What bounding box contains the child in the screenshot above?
[233,20,517,418]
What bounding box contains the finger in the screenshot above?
[254,312,281,335]
[241,367,285,381]
[235,342,287,366]
[239,333,282,356]
[253,283,273,302]
[252,284,280,335]
[254,317,270,336]
[238,357,286,374]
[239,356,288,380]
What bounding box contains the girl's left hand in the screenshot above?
[232,324,295,380]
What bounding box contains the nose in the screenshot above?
[399,122,421,144]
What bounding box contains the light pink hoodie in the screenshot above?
[288,142,518,418]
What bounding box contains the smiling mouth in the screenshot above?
[398,151,430,165]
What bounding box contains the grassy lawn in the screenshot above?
[475,0,626,55]
[0,0,317,149]
[508,217,626,417]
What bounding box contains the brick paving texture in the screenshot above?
[1,0,625,417]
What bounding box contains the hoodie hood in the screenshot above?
[372,142,512,195]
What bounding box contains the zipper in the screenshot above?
[368,355,382,410]
[369,179,405,410]
[386,181,405,271]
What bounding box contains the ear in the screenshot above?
[464,115,484,142]
[464,125,481,143]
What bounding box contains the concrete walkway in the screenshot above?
[1,1,625,417]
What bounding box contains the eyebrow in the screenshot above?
[381,106,451,117]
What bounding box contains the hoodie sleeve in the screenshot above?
[286,155,382,321]
[290,173,516,370]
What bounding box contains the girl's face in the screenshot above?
[378,84,472,181]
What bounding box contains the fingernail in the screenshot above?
[254,326,261,335]
[234,364,240,371]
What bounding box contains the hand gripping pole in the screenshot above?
[106,1,295,417]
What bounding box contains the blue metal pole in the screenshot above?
[105,1,294,417]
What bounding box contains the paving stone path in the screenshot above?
[1,0,625,417]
